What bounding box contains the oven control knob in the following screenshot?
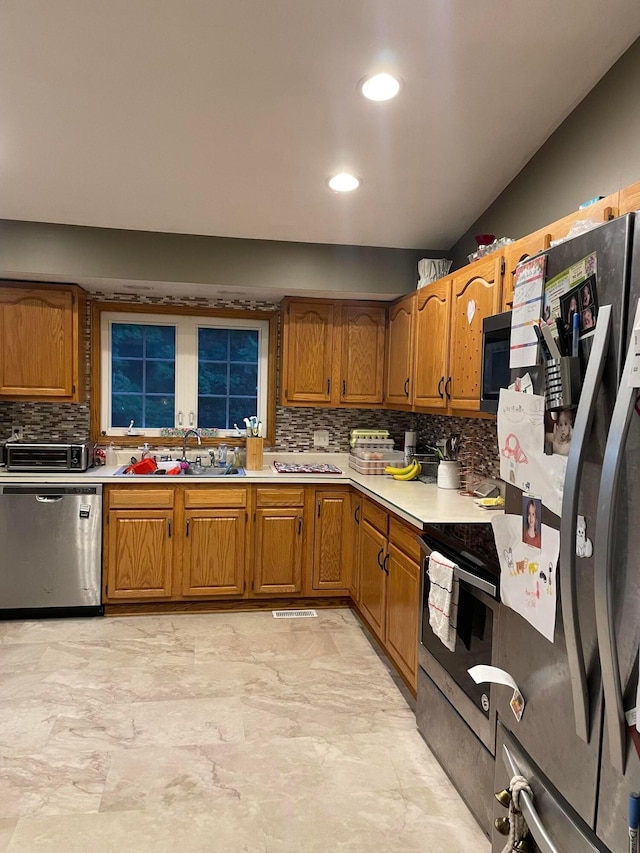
[481,693,490,712]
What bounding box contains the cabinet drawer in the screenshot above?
[108,488,174,509]
[362,498,388,534]
[256,487,305,507]
[389,517,422,563]
[183,487,247,508]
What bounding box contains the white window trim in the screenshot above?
[100,311,269,437]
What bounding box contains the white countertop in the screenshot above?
[0,453,499,528]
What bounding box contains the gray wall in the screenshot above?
[0,219,444,300]
[449,36,640,267]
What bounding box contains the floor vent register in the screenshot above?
[272,609,318,619]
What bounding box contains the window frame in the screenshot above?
[91,301,277,447]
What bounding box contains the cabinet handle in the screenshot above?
[297,516,302,536]
[186,519,190,537]
[438,376,444,399]
[377,547,384,569]
[342,379,346,397]
[354,505,360,525]
[327,378,331,395]
[383,553,389,575]
[445,376,452,398]
[167,520,172,538]
[177,411,184,426]
[189,411,195,426]
[404,378,409,397]
[317,501,321,518]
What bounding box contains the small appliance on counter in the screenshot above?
[5,441,96,472]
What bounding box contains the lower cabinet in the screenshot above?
[349,492,362,602]
[356,499,421,690]
[311,489,351,593]
[107,509,173,599]
[182,509,247,597]
[252,488,305,596]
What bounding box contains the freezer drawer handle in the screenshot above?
[502,744,560,853]
[594,301,639,775]
[35,495,63,503]
[560,303,612,743]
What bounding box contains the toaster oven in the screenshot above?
[5,442,96,472]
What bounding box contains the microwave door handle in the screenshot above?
[560,304,612,743]
[594,304,639,774]
[502,744,560,853]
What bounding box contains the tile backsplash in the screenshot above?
[0,290,499,479]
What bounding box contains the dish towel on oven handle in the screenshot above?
[427,551,459,652]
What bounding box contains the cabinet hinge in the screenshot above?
[284,389,288,399]
[501,259,506,276]
[253,511,256,522]
[72,384,76,394]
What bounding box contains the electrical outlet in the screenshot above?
[11,425,23,442]
[313,429,329,448]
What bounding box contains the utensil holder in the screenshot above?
[545,356,581,411]
[245,437,264,471]
[437,461,461,490]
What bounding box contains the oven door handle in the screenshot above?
[455,565,497,598]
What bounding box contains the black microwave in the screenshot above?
[480,311,511,413]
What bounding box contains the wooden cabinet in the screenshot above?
[339,304,386,405]
[181,487,248,598]
[448,255,503,411]
[619,184,640,215]
[546,192,618,245]
[282,300,334,404]
[502,229,551,311]
[311,489,351,593]
[358,513,388,640]
[0,282,85,401]
[413,279,452,410]
[106,509,174,599]
[253,487,305,595]
[281,298,386,408]
[349,492,362,603]
[384,294,414,406]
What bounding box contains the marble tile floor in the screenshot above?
[0,608,489,852]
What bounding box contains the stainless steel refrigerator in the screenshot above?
[491,213,640,852]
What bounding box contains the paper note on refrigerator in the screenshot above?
[497,388,567,515]
[492,514,560,643]
[509,256,546,368]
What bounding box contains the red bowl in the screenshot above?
[474,233,496,246]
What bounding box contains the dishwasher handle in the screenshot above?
[35,495,64,503]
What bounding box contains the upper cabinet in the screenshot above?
[502,229,551,311]
[0,283,86,402]
[545,192,618,245]
[384,294,414,407]
[413,279,451,410]
[448,255,503,411]
[281,298,386,408]
[619,184,640,216]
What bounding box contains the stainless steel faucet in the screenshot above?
[181,428,202,462]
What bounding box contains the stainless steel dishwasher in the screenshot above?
[0,484,103,617]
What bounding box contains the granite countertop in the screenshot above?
[0,453,500,528]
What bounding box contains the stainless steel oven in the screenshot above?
[418,521,500,754]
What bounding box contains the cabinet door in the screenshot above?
[349,493,362,602]
[106,510,173,599]
[253,507,304,595]
[0,286,75,398]
[413,279,451,410]
[448,255,503,411]
[384,294,414,406]
[619,184,640,215]
[340,305,386,405]
[385,543,420,690]
[502,230,551,311]
[182,509,246,597]
[282,301,334,403]
[312,491,351,592]
[358,519,387,640]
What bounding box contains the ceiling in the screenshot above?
[1,1,639,251]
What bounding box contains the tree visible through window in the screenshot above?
[197,328,259,428]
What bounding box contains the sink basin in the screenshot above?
[112,464,245,477]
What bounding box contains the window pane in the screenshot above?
[229,396,258,426]
[199,328,228,361]
[112,324,143,358]
[198,396,228,427]
[230,363,258,396]
[146,360,175,394]
[229,329,259,362]
[112,394,143,427]
[198,363,227,396]
[145,395,175,427]
[112,359,143,393]
[144,326,175,359]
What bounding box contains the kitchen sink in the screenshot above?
[112,464,245,477]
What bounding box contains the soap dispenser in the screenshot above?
[105,442,118,467]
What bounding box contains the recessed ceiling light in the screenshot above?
[328,173,361,193]
[360,73,402,102]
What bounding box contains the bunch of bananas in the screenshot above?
[384,460,421,481]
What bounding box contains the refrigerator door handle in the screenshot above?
[502,744,560,853]
[560,304,612,743]
[594,301,640,775]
